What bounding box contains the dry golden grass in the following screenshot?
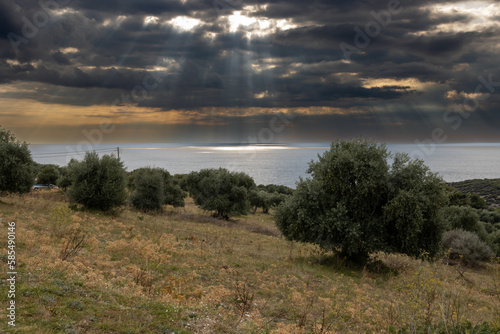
[1,191,499,333]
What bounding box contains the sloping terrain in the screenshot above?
[0,191,499,333]
[450,179,500,208]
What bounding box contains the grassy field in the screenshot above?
[1,191,500,333]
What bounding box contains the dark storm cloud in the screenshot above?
[1,0,499,141]
[72,0,214,15]
[0,2,22,40]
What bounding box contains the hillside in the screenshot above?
[449,179,500,208]
[1,191,500,333]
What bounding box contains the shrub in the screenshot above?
[488,230,500,255]
[269,192,287,208]
[275,139,447,263]
[250,189,289,214]
[442,229,494,266]
[0,126,34,194]
[257,184,294,196]
[60,228,87,261]
[50,205,73,238]
[468,193,488,210]
[129,168,185,208]
[447,187,488,210]
[173,174,189,192]
[57,164,74,190]
[483,222,496,234]
[158,169,186,208]
[36,164,60,185]
[67,152,127,211]
[439,206,488,241]
[186,168,255,218]
[478,209,500,225]
[249,190,271,213]
[130,168,165,212]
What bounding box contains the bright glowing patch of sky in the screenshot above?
[0,0,499,143]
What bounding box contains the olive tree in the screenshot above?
[158,169,186,208]
[130,168,165,212]
[249,190,271,213]
[186,168,255,218]
[249,189,288,214]
[129,167,186,211]
[57,163,75,190]
[36,164,60,185]
[275,139,448,263]
[0,126,34,194]
[68,151,127,211]
[383,154,448,257]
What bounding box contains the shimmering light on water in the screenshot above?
[29,143,500,188]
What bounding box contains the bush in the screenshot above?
[249,190,271,213]
[36,164,60,185]
[386,154,449,258]
[67,152,127,211]
[469,193,488,210]
[269,192,287,207]
[250,189,289,214]
[173,174,189,192]
[275,139,447,263]
[489,231,500,255]
[130,168,165,212]
[186,168,255,218]
[257,184,294,196]
[158,169,186,208]
[478,209,500,225]
[483,222,496,234]
[0,126,34,194]
[129,168,185,208]
[442,229,494,266]
[447,187,488,209]
[57,164,74,190]
[439,206,488,241]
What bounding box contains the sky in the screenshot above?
[0,0,499,144]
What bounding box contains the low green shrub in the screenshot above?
[442,229,494,266]
[440,205,489,241]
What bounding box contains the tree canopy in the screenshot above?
[68,151,127,211]
[186,168,255,218]
[36,165,60,185]
[0,126,34,194]
[130,167,165,212]
[129,167,186,211]
[274,139,448,263]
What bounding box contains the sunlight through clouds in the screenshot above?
[58,47,79,54]
[224,6,299,39]
[419,1,500,34]
[228,11,257,32]
[1,0,499,143]
[168,16,202,31]
[143,16,159,26]
[360,78,430,91]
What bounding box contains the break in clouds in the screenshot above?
[0,0,499,143]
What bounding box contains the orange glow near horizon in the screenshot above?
[1,94,376,144]
[0,97,333,143]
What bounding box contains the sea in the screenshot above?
[29,143,500,188]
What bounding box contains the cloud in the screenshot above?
[0,0,499,142]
